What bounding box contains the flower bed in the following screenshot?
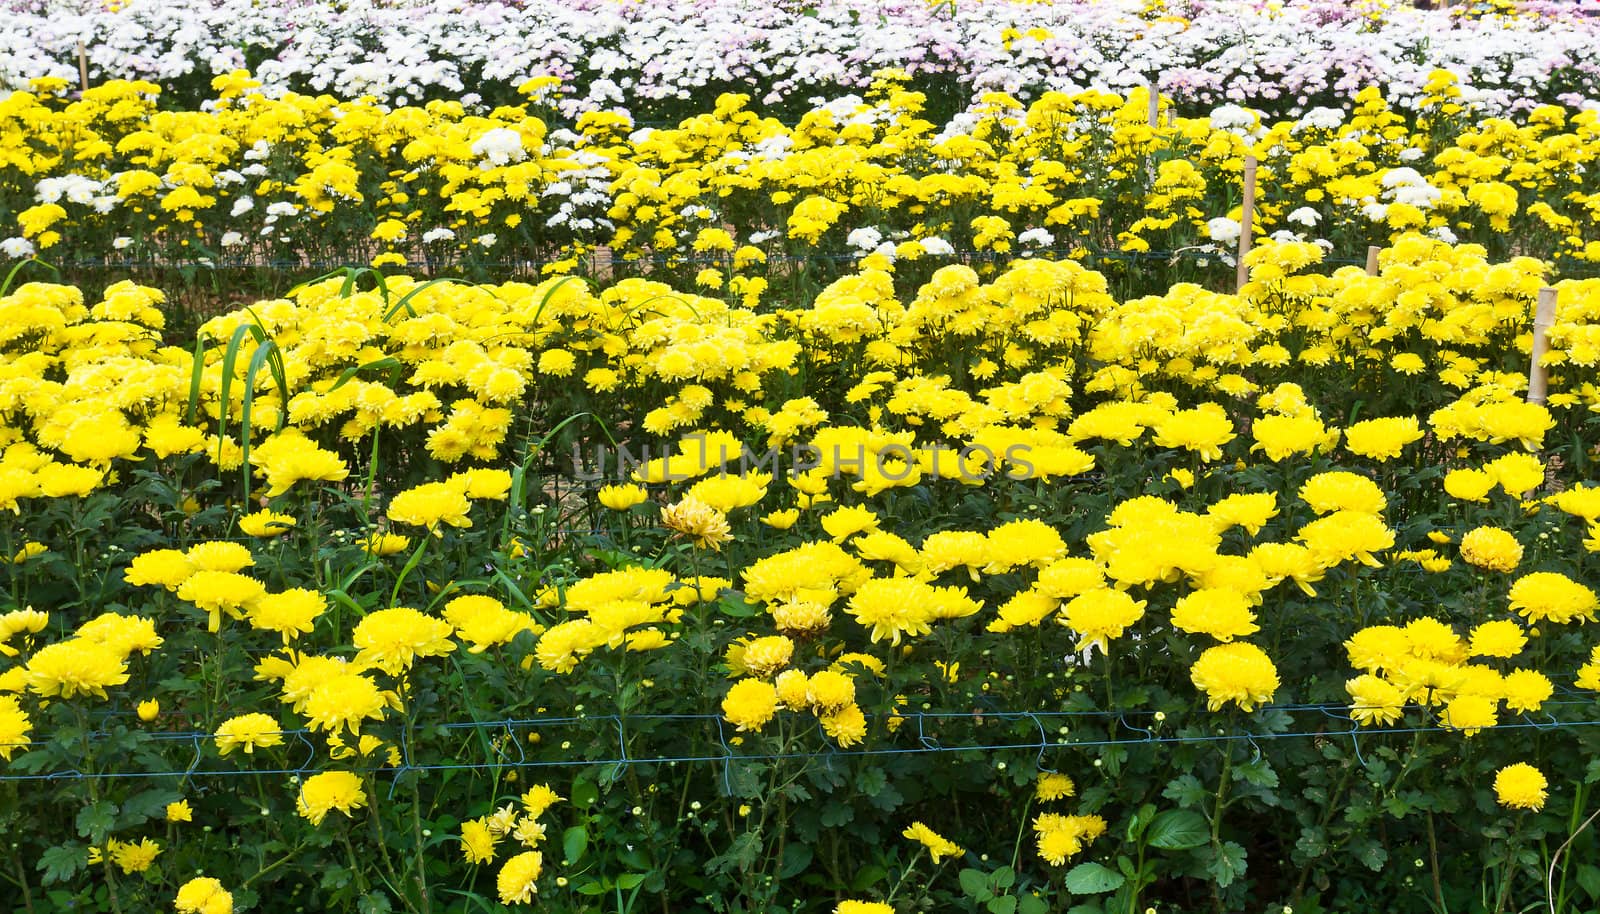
[4,70,1600,307]
[5,3,1600,912]
[1,230,1600,911]
[4,0,1600,119]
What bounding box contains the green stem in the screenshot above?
[404,690,433,914]
[365,776,416,914]
[1103,641,1115,709]
[99,854,125,914]
[1491,816,1525,914]
[6,842,35,914]
[242,837,313,890]
[883,847,924,905]
[1010,795,1035,873]
[1426,811,1446,914]
[1209,745,1233,914]
[362,428,382,525]
[340,830,372,896]
[390,534,432,607]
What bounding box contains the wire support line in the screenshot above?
[43,245,1369,273]
[6,702,1600,783]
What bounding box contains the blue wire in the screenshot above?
[7,701,1599,782]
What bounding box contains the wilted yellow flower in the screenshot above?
[739,635,794,677]
[661,496,733,551]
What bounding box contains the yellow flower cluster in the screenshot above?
[7,71,1600,283]
[4,160,1600,907]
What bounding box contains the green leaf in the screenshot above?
[856,766,888,797]
[1381,794,1414,819]
[616,873,646,890]
[850,865,887,892]
[1232,757,1279,789]
[1576,863,1600,900]
[1354,838,1388,873]
[38,845,84,886]
[574,879,608,896]
[1206,841,1248,888]
[1162,774,1208,808]
[571,779,599,809]
[119,788,180,829]
[1064,862,1126,895]
[0,257,59,297]
[779,843,813,879]
[1145,810,1209,850]
[562,826,587,865]
[959,868,993,901]
[1125,803,1156,842]
[717,592,761,618]
[723,832,762,872]
[992,865,1015,890]
[1018,893,1049,914]
[820,804,854,828]
[866,779,904,813]
[986,896,1018,914]
[76,802,117,843]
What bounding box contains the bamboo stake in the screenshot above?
[1366,245,1380,276]
[76,41,89,92]
[1236,155,1256,293]
[1527,287,1558,405]
[1146,81,1160,185]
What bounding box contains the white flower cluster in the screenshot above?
[3,0,1599,116]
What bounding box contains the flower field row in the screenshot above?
[6,68,1600,307]
[1,226,1599,912]
[4,0,1600,119]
